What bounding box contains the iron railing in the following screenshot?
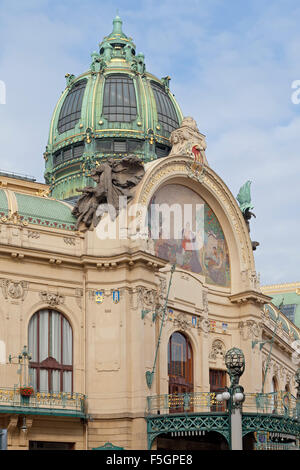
[147,391,300,418]
[243,392,299,419]
[0,387,86,417]
[147,392,221,415]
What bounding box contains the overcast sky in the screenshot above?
[0,0,299,285]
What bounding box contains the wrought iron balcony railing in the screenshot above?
[147,391,300,418]
[0,387,86,418]
[147,392,222,415]
[243,391,299,419]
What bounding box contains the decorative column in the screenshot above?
[224,348,246,450]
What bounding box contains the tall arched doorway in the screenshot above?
[168,332,193,406]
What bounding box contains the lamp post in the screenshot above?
[223,347,246,450]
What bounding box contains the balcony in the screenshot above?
[243,391,299,418]
[0,387,86,418]
[146,391,300,449]
[147,391,223,414]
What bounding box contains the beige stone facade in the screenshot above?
[0,149,299,450]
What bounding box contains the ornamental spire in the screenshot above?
[112,14,123,35]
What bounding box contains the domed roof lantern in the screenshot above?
[110,14,127,38]
[99,14,136,60]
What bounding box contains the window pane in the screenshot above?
[40,369,48,392]
[52,370,60,393]
[103,74,137,122]
[62,318,72,365]
[28,315,38,362]
[29,368,37,390]
[63,371,72,393]
[57,80,87,134]
[151,81,179,133]
[51,312,61,362]
[39,310,49,362]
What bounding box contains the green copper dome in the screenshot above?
[44,16,183,202]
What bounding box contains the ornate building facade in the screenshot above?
[0,16,299,451]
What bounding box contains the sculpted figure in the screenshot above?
[72,156,145,231]
[236,180,260,250]
[169,117,207,164]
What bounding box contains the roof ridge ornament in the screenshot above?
[236,181,260,251]
[169,116,207,162]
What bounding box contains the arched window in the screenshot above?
[168,332,193,395]
[57,79,87,134]
[151,81,179,133]
[28,310,73,393]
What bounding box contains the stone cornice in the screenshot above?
[230,290,272,305]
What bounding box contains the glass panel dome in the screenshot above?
[57,79,87,134]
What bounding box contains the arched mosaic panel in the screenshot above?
[147,184,230,287]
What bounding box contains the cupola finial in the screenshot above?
[112,13,123,35]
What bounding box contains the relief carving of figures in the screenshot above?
[1,279,28,300]
[174,312,189,331]
[75,289,83,309]
[40,291,64,307]
[169,117,207,163]
[241,269,261,291]
[72,156,145,231]
[239,320,261,341]
[209,339,226,360]
[138,287,158,309]
[199,317,210,333]
[202,290,209,316]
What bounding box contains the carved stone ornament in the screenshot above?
[1,279,28,300]
[239,320,261,341]
[72,156,145,231]
[75,288,83,309]
[174,312,190,331]
[27,230,40,239]
[199,318,210,333]
[169,117,207,163]
[209,339,226,360]
[0,211,28,226]
[63,237,76,246]
[39,291,64,307]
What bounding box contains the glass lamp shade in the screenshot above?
[222,391,230,401]
[233,392,244,402]
[216,394,223,402]
[224,347,245,375]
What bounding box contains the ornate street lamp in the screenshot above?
[225,347,245,387]
[222,347,246,450]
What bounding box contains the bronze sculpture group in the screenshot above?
[72,156,145,231]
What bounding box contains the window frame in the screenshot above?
[57,79,87,134]
[151,81,179,134]
[102,74,137,123]
[28,309,73,393]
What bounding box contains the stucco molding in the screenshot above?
[1,279,28,301]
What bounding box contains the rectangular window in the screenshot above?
[209,369,226,412]
[280,304,296,323]
[103,74,137,122]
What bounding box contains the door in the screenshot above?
[209,369,227,411]
[168,332,193,412]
